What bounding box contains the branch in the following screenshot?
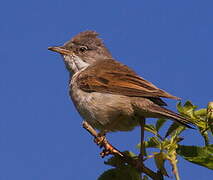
[82,121,163,180]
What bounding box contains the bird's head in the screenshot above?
[48,31,112,73]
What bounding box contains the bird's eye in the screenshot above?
[79,46,88,52]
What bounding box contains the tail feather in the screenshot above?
[150,105,195,129]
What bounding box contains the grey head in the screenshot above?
[48,31,112,73]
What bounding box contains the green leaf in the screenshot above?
[194,108,207,117]
[165,122,180,137]
[142,175,149,180]
[177,101,197,117]
[177,144,213,170]
[105,151,137,167]
[137,137,160,153]
[176,101,184,114]
[98,166,141,180]
[144,124,158,135]
[144,137,161,148]
[155,118,167,132]
[136,142,148,156]
[207,102,213,119]
[207,102,213,135]
[104,155,125,168]
[160,139,171,150]
[177,101,208,129]
[123,151,137,158]
[154,152,169,177]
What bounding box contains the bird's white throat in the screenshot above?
[63,55,89,73]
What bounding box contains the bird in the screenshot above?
[48,30,194,138]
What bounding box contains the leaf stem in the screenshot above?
[169,152,180,180]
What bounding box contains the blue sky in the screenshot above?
[0,0,212,179]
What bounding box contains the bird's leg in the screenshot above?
[95,116,121,142]
[139,117,146,162]
[82,121,123,158]
[95,130,123,157]
[94,130,107,146]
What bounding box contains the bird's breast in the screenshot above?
[69,72,139,132]
[69,72,104,129]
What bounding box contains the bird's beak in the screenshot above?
[48,46,73,55]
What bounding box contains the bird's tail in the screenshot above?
[150,105,195,129]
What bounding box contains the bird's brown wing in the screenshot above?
[77,59,180,103]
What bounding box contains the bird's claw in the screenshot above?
[94,135,123,158]
[94,135,106,145]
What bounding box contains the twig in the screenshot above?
[123,155,163,180]
[139,117,146,179]
[139,117,146,162]
[168,152,180,180]
[82,121,163,180]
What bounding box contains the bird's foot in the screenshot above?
[82,122,123,158]
[94,133,106,146]
[94,134,123,158]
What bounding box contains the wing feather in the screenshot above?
[76,59,180,102]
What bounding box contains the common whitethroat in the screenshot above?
[48,31,193,136]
